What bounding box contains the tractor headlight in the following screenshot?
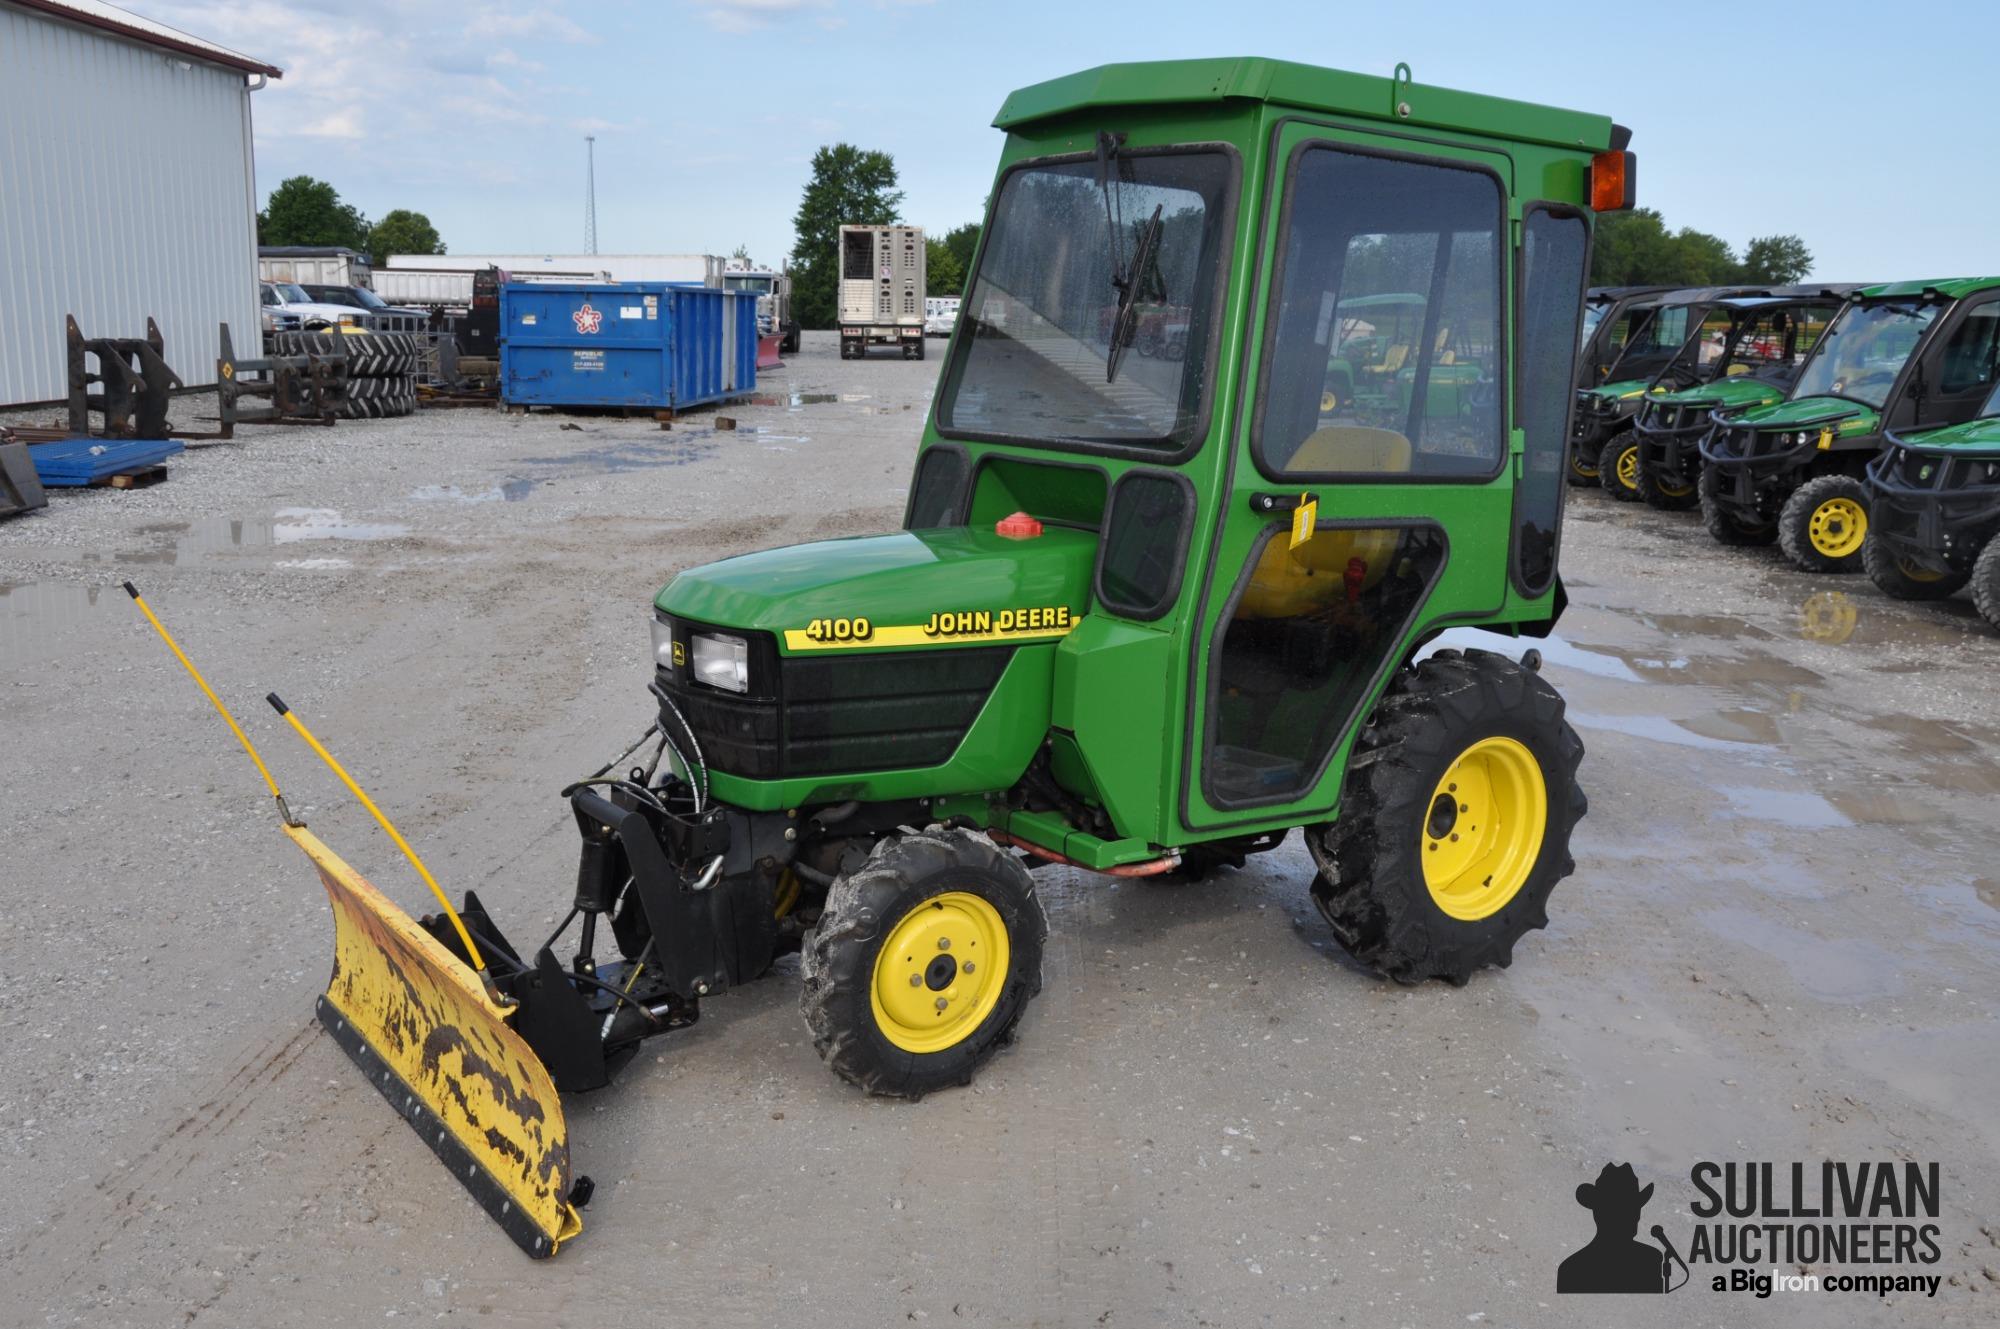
[651,615,677,669]
[690,632,750,693]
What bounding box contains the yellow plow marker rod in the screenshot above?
[122,582,295,825]
[293,823,582,1258]
[264,692,490,981]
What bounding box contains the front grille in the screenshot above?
[655,638,1013,780]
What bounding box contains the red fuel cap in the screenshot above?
[995,511,1043,539]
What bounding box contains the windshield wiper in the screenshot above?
[1107,204,1163,385]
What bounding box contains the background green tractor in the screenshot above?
[351,57,1637,1253]
[1624,287,1859,509]
[1697,278,2000,572]
[1862,381,2000,627]
[1570,285,1766,488]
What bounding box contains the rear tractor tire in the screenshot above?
[1698,462,1777,547]
[802,828,1047,1098]
[1597,433,1643,502]
[1308,648,1586,985]
[1862,532,1969,601]
[1778,473,1871,574]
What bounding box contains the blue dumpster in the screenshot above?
[499,282,759,410]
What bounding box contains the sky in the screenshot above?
[140,0,1996,280]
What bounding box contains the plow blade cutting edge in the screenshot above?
[292,823,583,1258]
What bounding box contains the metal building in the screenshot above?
[0,1,280,407]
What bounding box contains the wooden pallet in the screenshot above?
[89,465,167,490]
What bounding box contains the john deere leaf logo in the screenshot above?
[1920,464,1936,481]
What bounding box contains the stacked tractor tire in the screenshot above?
[270,332,418,419]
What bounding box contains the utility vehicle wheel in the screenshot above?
[1308,649,1586,985]
[1971,537,2000,632]
[802,828,1046,1098]
[1862,533,1969,601]
[1634,457,1699,511]
[1698,463,1775,547]
[1778,474,1870,573]
[1567,438,1602,487]
[1597,433,1642,501]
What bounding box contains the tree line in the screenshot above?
[258,175,445,266]
[1592,209,1812,287]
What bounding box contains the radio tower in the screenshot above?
[584,136,598,255]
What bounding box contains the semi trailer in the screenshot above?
[839,224,926,359]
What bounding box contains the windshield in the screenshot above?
[350,288,389,308]
[1579,302,1606,350]
[1791,302,1935,408]
[274,283,311,304]
[726,275,774,294]
[938,150,1231,449]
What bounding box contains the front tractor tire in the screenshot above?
[1597,433,1643,502]
[1308,649,1586,985]
[1634,455,1700,511]
[1567,436,1604,487]
[1698,463,1777,547]
[1778,474,1871,574]
[802,828,1047,1098]
[1862,533,1969,601]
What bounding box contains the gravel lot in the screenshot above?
[3,332,1996,1326]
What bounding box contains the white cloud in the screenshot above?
[698,0,835,33]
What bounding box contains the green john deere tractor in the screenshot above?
[1569,285,1766,488]
[1623,287,1858,510]
[1698,278,2000,572]
[1862,380,2000,628]
[217,58,1632,1258]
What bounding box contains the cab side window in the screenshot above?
[1937,303,2000,396]
[1255,147,1504,480]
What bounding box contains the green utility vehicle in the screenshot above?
[1862,382,2000,628]
[258,58,1637,1258]
[1698,278,2000,572]
[1578,284,1674,386]
[1570,285,1765,486]
[1621,288,1857,509]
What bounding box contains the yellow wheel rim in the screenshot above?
[1658,471,1694,499]
[1807,496,1867,559]
[1614,444,1639,490]
[1799,590,1858,644]
[1421,737,1548,922]
[1320,389,1338,413]
[870,891,1010,1054]
[1898,557,1946,583]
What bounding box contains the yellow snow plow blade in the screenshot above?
[291,823,583,1258]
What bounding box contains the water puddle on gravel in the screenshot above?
[1715,784,1851,829]
[521,434,720,473]
[410,479,537,504]
[746,392,869,408]
[1699,907,1903,1002]
[102,510,409,567]
[1568,711,1770,752]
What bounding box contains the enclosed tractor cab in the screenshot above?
[162,59,1636,1258]
[1862,382,2000,627]
[1622,286,1859,509]
[1570,285,1766,488]
[1698,277,2000,572]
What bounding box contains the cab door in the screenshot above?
[1899,293,2000,430]
[1181,123,1517,833]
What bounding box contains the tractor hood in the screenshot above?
[1651,376,1784,411]
[1730,395,1879,437]
[1897,417,2000,457]
[655,526,1098,653]
[1582,377,1655,404]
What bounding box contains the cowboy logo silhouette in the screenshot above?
[1557,1162,1684,1293]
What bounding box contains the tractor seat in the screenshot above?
[1289,425,1412,473]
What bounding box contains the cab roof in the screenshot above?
[1712,285,1866,309]
[1628,286,1769,309]
[994,57,1619,153]
[1857,277,2000,302]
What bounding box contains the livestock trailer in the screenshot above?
[839,224,926,359]
[499,282,758,410]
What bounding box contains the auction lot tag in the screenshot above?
[1290,496,1318,549]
